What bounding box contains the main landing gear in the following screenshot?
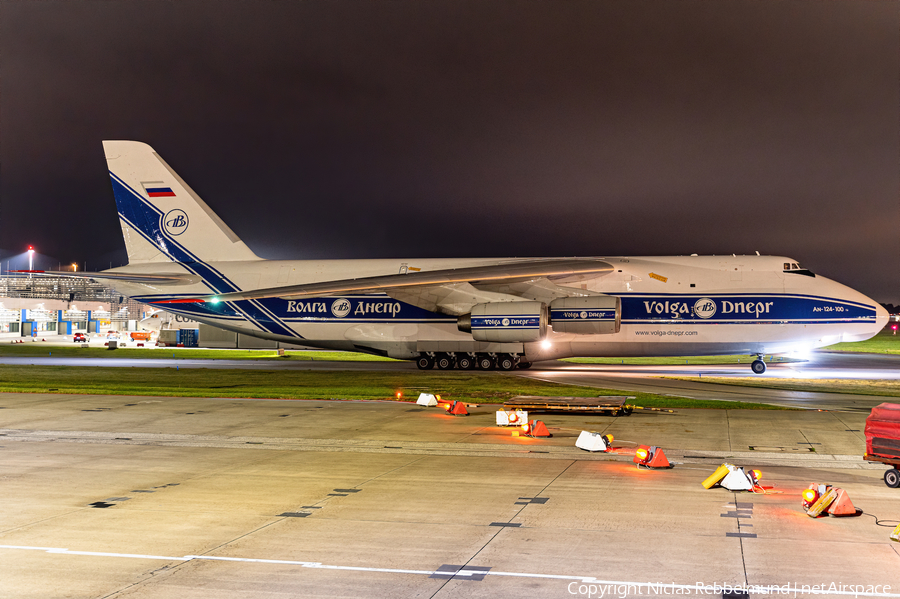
[751,355,767,375]
[415,352,528,371]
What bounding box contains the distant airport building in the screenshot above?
[0,274,150,340]
[0,274,305,348]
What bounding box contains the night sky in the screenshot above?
[2,1,898,303]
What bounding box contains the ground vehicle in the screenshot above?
[864,403,900,488]
[73,332,88,343]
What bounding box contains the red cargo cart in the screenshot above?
[864,403,900,488]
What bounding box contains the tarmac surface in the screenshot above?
[519,353,900,411]
[2,392,900,598]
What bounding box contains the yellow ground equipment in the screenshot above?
[701,464,732,489]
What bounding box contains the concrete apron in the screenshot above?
[0,393,898,598]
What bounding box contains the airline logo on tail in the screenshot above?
[164,209,189,236]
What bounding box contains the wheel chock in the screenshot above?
[646,447,670,468]
[721,467,754,492]
[634,445,671,468]
[496,409,528,426]
[806,487,838,518]
[802,484,859,517]
[416,393,438,407]
[449,401,469,416]
[524,420,551,437]
[575,431,613,452]
[825,487,859,517]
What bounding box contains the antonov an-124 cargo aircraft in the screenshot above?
[27,141,888,373]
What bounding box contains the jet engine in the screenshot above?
[457,301,548,342]
[549,295,620,334]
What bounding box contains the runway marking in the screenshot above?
[3,544,899,596]
[430,564,492,581]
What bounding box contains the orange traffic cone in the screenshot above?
[526,420,551,437]
[450,401,469,416]
[826,488,858,517]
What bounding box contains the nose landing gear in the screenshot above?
[751,356,767,374]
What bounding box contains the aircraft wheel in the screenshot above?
[477,354,495,370]
[436,353,455,370]
[516,361,532,370]
[416,355,435,370]
[885,468,900,488]
[497,354,517,371]
[457,355,474,370]
[751,359,767,374]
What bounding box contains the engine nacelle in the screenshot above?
[549,296,620,334]
[457,301,548,342]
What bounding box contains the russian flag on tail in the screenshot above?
[142,181,176,197]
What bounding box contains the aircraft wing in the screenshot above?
[12,270,201,285]
[160,258,614,304]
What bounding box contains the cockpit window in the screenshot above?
[783,262,815,277]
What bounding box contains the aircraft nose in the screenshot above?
[874,301,890,329]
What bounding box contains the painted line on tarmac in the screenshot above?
[1,544,899,597]
[0,428,882,468]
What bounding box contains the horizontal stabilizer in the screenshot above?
[158,258,614,304]
[11,270,201,285]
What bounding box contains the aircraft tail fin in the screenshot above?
[103,140,260,264]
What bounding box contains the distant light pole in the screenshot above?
[72,263,78,272]
[27,246,35,278]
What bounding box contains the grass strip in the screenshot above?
[0,365,786,409]
[822,329,900,355]
[0,345,398,361]
[665,376,900,397]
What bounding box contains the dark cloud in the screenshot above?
[1,0,897,302]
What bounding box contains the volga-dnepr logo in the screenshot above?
[693,298,717,319]
[163,209,189,236]
[331,298,351,318]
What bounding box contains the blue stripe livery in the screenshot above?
[621,295,876,323]
[471,315,542,331]
[111,173,298,338]
[550,309,617,323]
